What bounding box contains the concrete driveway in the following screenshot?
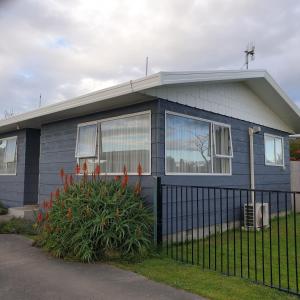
[0,235,203,300]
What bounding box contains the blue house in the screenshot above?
[0,70,299,228]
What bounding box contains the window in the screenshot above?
[166,114,212,174]
[264,134,284,166]
[100,113,151,174]
[0,136,17,175]
[75,123,98,172]
[213,124,232,174]
[165,112,233,175]
[75,112,151,174]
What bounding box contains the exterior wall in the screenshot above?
[37,97,291,236]
[0,129,40,208]
[143,81,292,132]
[38,101,161,204]
[0,130,26,207]
[157,99,291,235]
[157,99,290,191]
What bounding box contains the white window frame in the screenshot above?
[264,133,285,167]
[0,136,18,176]
[213,122,233,158]
[165,111,232,176]
[75,111,152,175]
[75,121,98,158]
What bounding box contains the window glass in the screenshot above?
[265,135,283,166]
[166,114,212,174]
[214,125,232,157]
[0,137,17,175]
[213,157,230,174]
[100,113,151,174]
[4,138,17,163]
[76,124,97,158]
[275,138,283,165]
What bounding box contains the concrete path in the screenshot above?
[0,235,204,300]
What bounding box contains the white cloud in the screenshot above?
[0,0,300,116]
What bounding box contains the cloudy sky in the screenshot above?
[0,0,300,117]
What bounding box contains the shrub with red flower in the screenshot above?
[35,163,152,263]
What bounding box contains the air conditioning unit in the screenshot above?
[244,202,269,229]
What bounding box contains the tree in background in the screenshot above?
[290,139,300,161]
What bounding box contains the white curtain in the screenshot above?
[100,113,150,174]
[4,137,17,163]
[214,125,231,156]
[76,124,97,158]
[0,138,17,174]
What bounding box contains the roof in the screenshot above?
[0,70,300,134]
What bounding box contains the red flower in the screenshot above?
[45,212,49,221]
[49,199,53,209]
[64,182,69,192]
[75,164,81,175]
[95,164,101,176]
[69,175,74,185]
[66,207,72,220]
[121,174,129,189]
[55,188,60,200]
[64,174,68,185]
[37,212,43,223]
[134,182,141,195]
[137,163,142,176]
[114,175,120,181]
[42,200,48,209]
[82,161,88,173]
[59,168,65,180]
[123,165,127,175]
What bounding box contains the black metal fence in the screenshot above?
[157,182,300,296]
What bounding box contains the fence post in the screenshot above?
[153,176,162,247]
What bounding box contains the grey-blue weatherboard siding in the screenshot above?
[0,128,40,207]
[37,98,291,235]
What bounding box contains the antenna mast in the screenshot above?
[39,94,42,108]
[145,56,149,76]
[244,42,255,69]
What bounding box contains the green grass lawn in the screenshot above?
[167,213,300,294]
[117,256,298,300]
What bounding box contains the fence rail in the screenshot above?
[158,182,300,296]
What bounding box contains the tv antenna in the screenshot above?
[38,94,42,108]
[145,56,149,76]
[244,42,255,69]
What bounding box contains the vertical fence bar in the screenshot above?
[202,187,205,269]
[226,189,229,275]
[185,186,189,263]
[254,190,257,282]
[154,177,162,248]
[285,192,289,291]
[176,186,178,261]
[262,191,265,285]
[233,189,236,276]
[277,191,281,289]
[166,186,169,255]
[191,187,194,265]
[220,188,223,273]
[197,188,200,266]
[208,188,211,269]
[240,189,243,278]
[171,186,174,259]
[269,191,273,287]
[246,190,250,279]
[214,188,217,271]
[293,192,299,293]
[181,186,184,262]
